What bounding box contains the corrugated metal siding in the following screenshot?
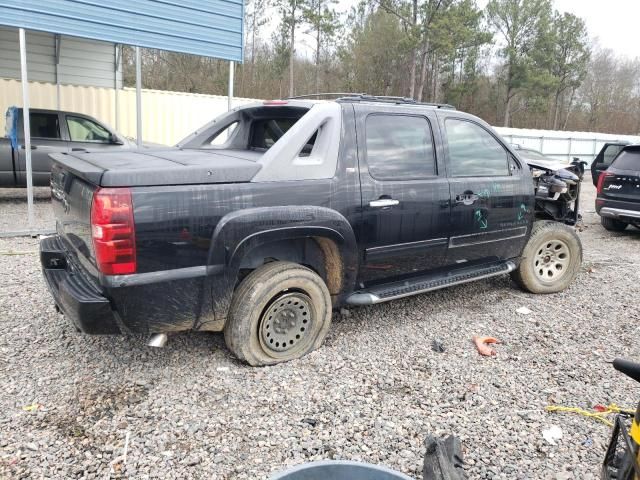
[0,26,121,88]
[0,79,257,145]
[0,0,244,62]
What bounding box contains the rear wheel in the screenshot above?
[224,261,332,366]
[511,221,582,294]
[601,216,628,232]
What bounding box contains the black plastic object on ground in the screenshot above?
[423,435,467,480]
[270,460,413,479]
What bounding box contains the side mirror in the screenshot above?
[109,133,124,145]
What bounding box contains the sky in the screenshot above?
[551,0,639,59]
[286,0,640,61]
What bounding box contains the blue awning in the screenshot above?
[0,0,244,62]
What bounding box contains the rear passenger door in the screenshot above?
[355,105,451,284]
[440,116,532,265]
[17,111,68,186]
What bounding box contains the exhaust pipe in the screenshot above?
[148,333,168,348]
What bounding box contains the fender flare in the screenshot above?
[200,206,358,329]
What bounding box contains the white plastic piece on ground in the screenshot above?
[542,425,563,445]
[516,306,533,315]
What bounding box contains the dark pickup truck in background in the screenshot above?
[40,95,584,365]
[1,107,140,187]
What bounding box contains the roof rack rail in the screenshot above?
[337,94,455,109]
[285,92,455,109]
[286,92,367,100]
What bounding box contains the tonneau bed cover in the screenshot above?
[50,148,262,187]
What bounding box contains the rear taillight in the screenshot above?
[596,172,613,194]
[90,187,136,275]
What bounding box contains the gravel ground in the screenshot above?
[0,187,54,234]
[1,180,639,479]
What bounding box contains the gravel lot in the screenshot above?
[1,180,639,479]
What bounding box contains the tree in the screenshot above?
[303,0,339,93]
[548,12,590,129]
[276,0,308,97]
[487,0,552,126]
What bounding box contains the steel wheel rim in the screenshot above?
[533,239,571,283]
[259,292,314,357]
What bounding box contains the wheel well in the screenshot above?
[238,236,344,295]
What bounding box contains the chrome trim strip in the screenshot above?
[449,227,528,248]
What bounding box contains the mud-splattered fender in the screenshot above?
[196,206,359,331]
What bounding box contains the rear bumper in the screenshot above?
[596,198,640,223]
[599,207,640,221]
[40,235,121,334]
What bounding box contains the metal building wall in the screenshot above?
[0,0,243,62]
[0,26,121,88]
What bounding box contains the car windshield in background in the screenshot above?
[612,150,640,170]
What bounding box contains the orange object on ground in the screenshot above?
[473,336,500,356]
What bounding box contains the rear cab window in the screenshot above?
[364,114,437,180]
[30,113,61,140]
[611,149,640,170]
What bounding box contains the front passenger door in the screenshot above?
[441,117,533,266]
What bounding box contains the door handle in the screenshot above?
[72,148,87,152]
[455,193,479,205]
[369,198,399,208]
[21,145,37,150]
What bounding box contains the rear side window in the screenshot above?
[445,119,509,177]
[365,114,436,180]
[602,145,626,166]
[30,113,60,139]
[612,150,640,170]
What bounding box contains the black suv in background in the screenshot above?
[596,145,640,231]
[591,142,630,186]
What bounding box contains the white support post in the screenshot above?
[114,44,120,130]
[228,61,235,111]
[19,28,34,231]
[135,46,142,147]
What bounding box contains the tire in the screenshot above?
[510,221,582,294]
[600,216,628,232]
[224,261,332,366]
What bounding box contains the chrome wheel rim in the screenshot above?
[259,292,313,355]
[533,239,571,283]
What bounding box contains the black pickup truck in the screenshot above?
[40,95,584,365]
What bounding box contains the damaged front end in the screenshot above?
[528,159,585,225]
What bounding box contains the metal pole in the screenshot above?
[19,28,34,231]
[135,46,142,147]
[114,44,120,130]
[228,61,234,111]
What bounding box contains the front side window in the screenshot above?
[66,116,111,143]
[365,114,436,180]
[445,119,509,177]
[30,113,60,139]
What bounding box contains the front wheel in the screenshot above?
[511,221,582,294]
[224,261,332,366]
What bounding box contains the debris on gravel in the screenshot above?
[1,181,639,479]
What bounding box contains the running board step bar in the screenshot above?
[346,261,517,305]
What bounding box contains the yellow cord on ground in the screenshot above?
[545,404,635,427]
